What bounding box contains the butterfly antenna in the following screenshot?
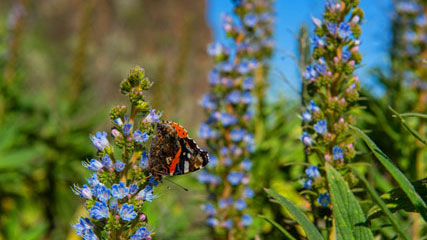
[164,178,189,192]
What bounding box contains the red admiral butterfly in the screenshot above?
[148,121,209,180]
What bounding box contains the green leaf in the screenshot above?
[399,112,427,119]
[325,165,374,240]
[265,188,324,240]
[351,125,427,221]
[388,106,427,145]
[350,166,410,240]
[260,215,297,240]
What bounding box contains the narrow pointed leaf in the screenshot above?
[389,106,427,145]
[325,165,374,240]
[260,215,297,240]
[399,112,427,119]
[350,166,410,240]
[265,188,324,240]
[351,125,427,221]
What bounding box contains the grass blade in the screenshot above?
[399,112,427,119]
[388,106,427,145]
[265,188,324,240]
[350,166,410,240]
[260,215,297,240]
[351,125,427,221]
[325,165,374,240]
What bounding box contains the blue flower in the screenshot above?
[234,199,247,210]
[95,185,111,202]
[308,100,320,112]
[201,94,217,109]
[240,158,252,171]
[111,182,129,199]
[243,77,254,90]
[209,70,220,85]
[224,157,232,166]
[226,91,241,104]
[140,152,149,168]
[241,91,253,104]
[114,118,123,126]
[224,219,234,229]
[220,113,238,127]
[338,22,351,38]
[148,176,159,186]
[221,61,234,72]
[115,161,125,172]
[244,13,258,27]
[227,172,244,185]
[327,23,337,34]
[199,123,215,139]
[146,109,161,123]
[197,170,211,184]
[120,203,137,221]
[314,64,327,74]
[109,198,118,212]
[130,226,151,240]
[301,132,313,146]
[101,155,112,168]
[129,184,139,195]
[138,185,155,202]
[209,154,218,167]
[207,217,219,226]
[72,184,93,200]
[312,35,325,48]
[89,202,109,219]
[73,218,96,239]
[230,128,246,142]
[303,179,313,189]
[342,50,351,61]
[311,16,322,28]
[87,173,99,187]
[207,42,227,56]
[90,131,109,151]
[302,110,312,122]
[237,62,250,74]
[318,193,330,207]
[219,198,233,208]
[82,159,103,171]
[122,123,132,136]
[305,165,321,178]
[241,214,252,226]
[333,146,344,160]
[314,120,327,134]
[204,203,217,216]
[243,187,255,198]
[134,130,149,143]
[304,65,317,80]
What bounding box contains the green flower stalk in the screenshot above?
[197,0,273,239]
[72,67,161,240]
[299,0,364,229]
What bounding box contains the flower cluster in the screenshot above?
[72,67,162,240]
[300,0,363,210]
[198,0,273,238]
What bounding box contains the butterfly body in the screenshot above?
[149,122,209,180]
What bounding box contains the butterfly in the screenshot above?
[148,121,209,180]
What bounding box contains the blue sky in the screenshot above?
[206,0,393,99]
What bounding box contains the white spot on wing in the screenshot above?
[184,161,189,173]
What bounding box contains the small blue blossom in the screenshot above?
[338,22,351,38]
[243,77,254,90]
[90,131,109,151]
[112,182,129,199]
[308,100,320,112]
[201,93,217,109]
[302,110,312,122]
[138,185,155,202]
[224,219,234,229]
[101,155,112,168]
[226,91,241,104]
[148,176,159,186]
[73,218,97,240]
[237,62,250,74]
[145,109,161,123]
[224,157,232,166]
[312,35,325,47]
[115,161,125,172]
[301,132,313,146]
[109,198,118,212]
[242,188,254,199]
[333,146,344,160]
[89,202,109,219]
[314,120,327,134]
[240,158,252,171]
[244,13,258,27]
[209,154,218,167]
[130,226,151,240]
[122,123,132,136]
[95,185,111,202]
[318,193,330,207]
[304,65,317,80]
[303,179,313,189]
[241,91,253,104]
[220,113,238,127]
[72,184,93,200]
[114,118,123,126]
[230,128,246,142]
[227,172,244,185]
[207,42,227,56]
[129,184,139,195]
[305,165,321,178]
[207,217,219,226]
[204,203,217,216]
[342,50,351,61]
[241,214,252,226]
[209,70,220,85]
[140,152,149,168]
[199,123,216,139]
[221,61,234,72]
[311,16,322,28]
[234,199,247,210]
[87,173,99,187]
[120,203,137,221]
[197,170,211,184]
[134,130,149,143]
[327,23,337,34]
[219,198,231,209]
[82,159,103,171]
[314,64,327,74]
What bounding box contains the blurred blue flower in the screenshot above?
[220,113,238,127]
[95,185,111,202]
[130,226,151,240]
[305,165,320,178]
[303,179,313,189]
[301,132,313,146]
[226,90,241,104]
[314,120,327,134]
[308,100,320,112]
[145,109,161,123]
[338,22,351,38]
[114,161,125,172]
[138,185,155,202]
[114,118,123,126]
[244,13,258,27]
[122,123,132,136]
[129,184,138,195]
[101,155,112,168]
[73,218,96,240]
[302,110,312,122]
[230,128,246,142]
[240,158,252,171]
[342,50,351,61]
[224,219,234,229]
[327,23,337,34]
[314,64,326,74]
[90,131,109,151]
[140,152,149,168]
[87,173,99,187]
[82,159,103,171]
[204,203,217,216]
[72,184,92,200]
[227,172,244,185]
[318,193,330,207]
[242,77,254,90]
[89,202,109,219]
[241,91,253,104]
[304,65,317,80]
[207,217,219,226]
[209,70,220,85]
[312,35,325,47]
[120,204,137,221]
[234,199,247,210]
[207,42,227,56]
[241,214,252,226]
[134,130,149,143]
[112,182,129,199]
[237,62,250,74]
[333,146,344,160]
[221,61,234,72]
[201,93,217,109]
